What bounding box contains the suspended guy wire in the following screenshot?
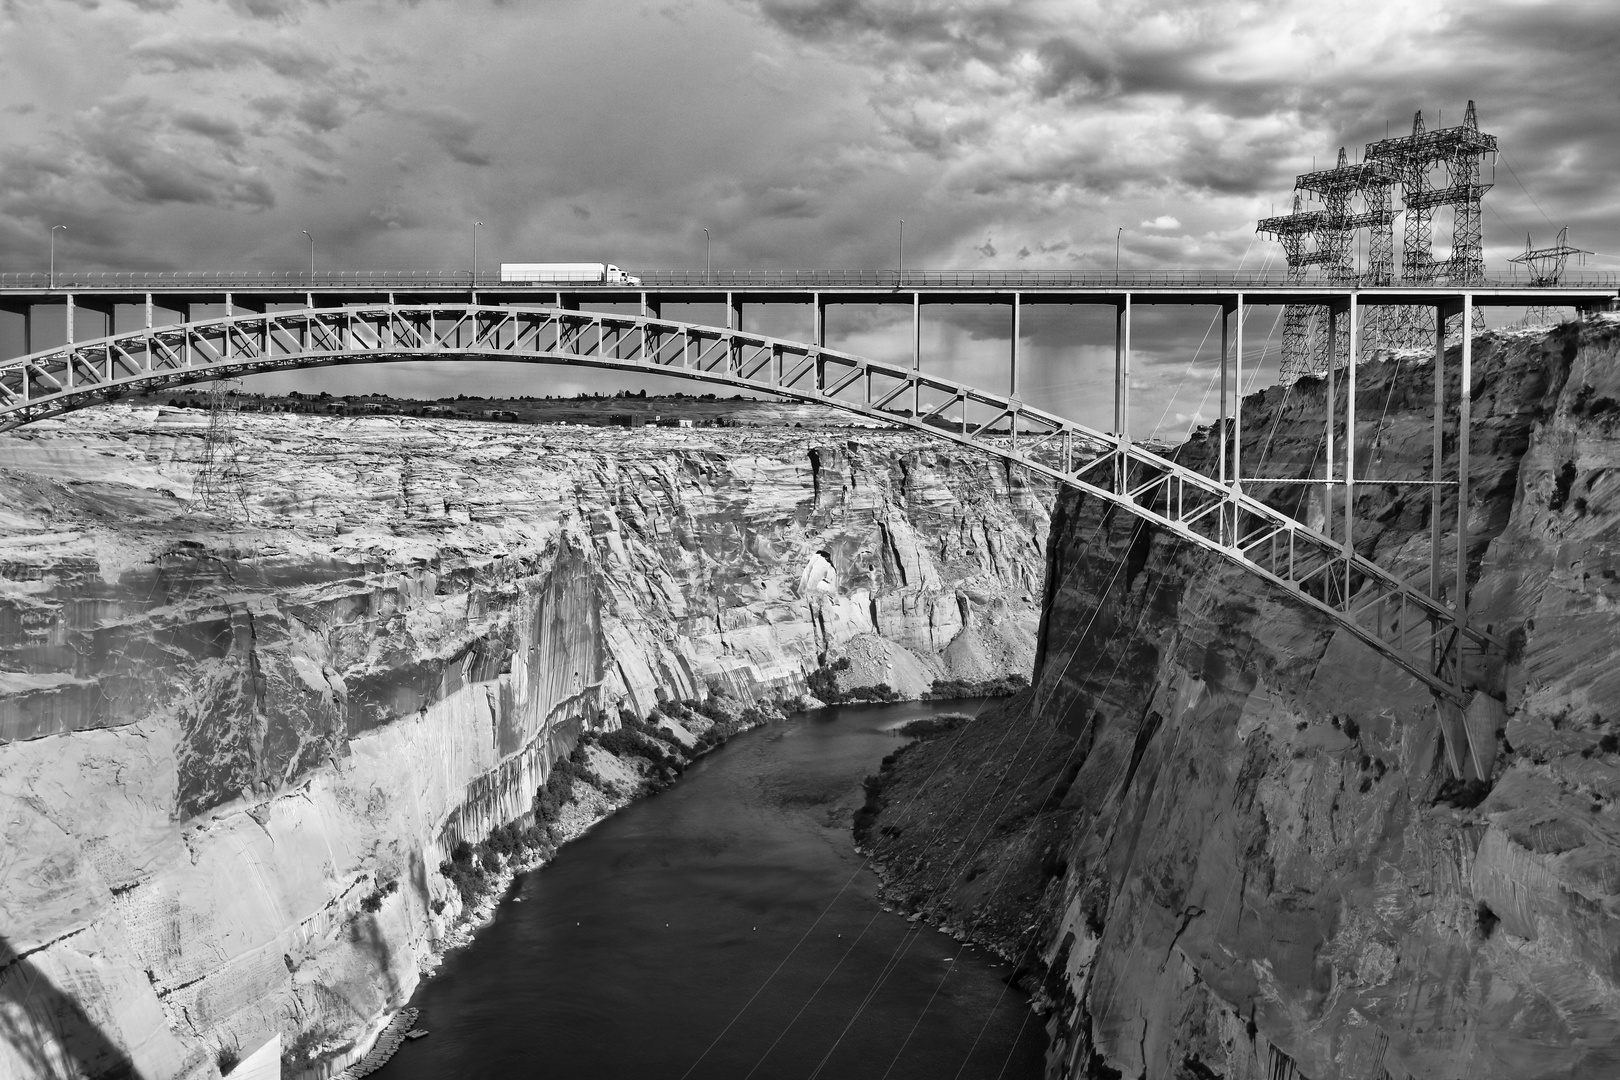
[873,538,1149,1079]
[798,514,1132,1078]
[1499,150,1557,230]
[785,446,1150,1077]
[936,530,1193,1080]
[695,458,1124,1080]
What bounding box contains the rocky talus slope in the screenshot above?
[0,408,1050,1079]
[858,318,1620,1080]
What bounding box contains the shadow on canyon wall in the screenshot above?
[0,934,143,1080]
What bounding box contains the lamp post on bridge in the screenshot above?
[472,222,482,286]
[49,224,66,289]
[703,228,711,282]
[1115,227,1122,278]
[301,231,315,280]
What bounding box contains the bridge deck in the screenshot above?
[0,271,1612,310]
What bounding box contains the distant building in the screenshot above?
[608,414,646,428]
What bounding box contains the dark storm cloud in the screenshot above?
[131,35,334,79]
[173,111,249,149]
[0,98,274,213]
[414,107,494,168]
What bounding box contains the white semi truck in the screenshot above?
[499,262,641,285]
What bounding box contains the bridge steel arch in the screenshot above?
[0,303,1493,704]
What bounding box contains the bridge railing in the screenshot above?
[0,269,1616,290]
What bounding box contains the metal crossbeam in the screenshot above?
[0,303,1500,703]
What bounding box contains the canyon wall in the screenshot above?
[0,408,1050,1079]
[860,318,1620,1079]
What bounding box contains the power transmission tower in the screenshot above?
[1259,149,1397,381]
[1365,100,1497,345]
[192,379,252,524]
[1510,227,1590,326]
[1257,193,1329,382]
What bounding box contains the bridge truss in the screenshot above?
[0,302,1499,708]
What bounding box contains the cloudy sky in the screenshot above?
[3,0,1618,435]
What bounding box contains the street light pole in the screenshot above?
[1116,227,1122,278]
[473,221,482,285]
[301,231,315,279]
[49,224,66,288]
[899,219,904,284]
[703,228,711,281]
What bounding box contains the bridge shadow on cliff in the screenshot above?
[0,933,144,1080]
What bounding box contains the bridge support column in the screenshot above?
[145,294,154,330]
[1010,292,1020,398]
[1232,293,1242,491]
[1431,304,1447,607]
[1114,293,1131,438]
[727,292,741,331]
[1219,303,1229,487]
[1457,293,1473,634]
[64,294,74,345]
[1345,295,1359,570]
[813,293,825,347]
[913,292,922,417]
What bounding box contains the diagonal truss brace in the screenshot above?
[0,303,1499,703]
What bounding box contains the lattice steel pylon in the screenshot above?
[1365,101,1497,345]
[1510,227,1591,327]
[1257,193,1328,382]
[1259,148,1397,381]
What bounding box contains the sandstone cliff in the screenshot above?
[0,408,1049,1079]
[858,317,1620,1079]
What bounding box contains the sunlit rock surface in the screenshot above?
[0,407,1049,1079]
[859,319,1620,1080]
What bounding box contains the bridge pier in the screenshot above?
[1010,292,1020,399]
[1348,296,1359,561]
[1114,293,1131,439]
[1233,293,1243,492]
[1219,303,1228,486]
[1457,293,1472,634]
[913,293,922,417]
[1431,304,1446,605]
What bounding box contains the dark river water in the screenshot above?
[379,699,1045,1080]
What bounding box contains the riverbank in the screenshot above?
[292,695,787,1079]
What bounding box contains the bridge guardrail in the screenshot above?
[0,269,1616,290]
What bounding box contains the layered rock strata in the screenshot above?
[859,318,1620,1079]
[0,407,1050,1079]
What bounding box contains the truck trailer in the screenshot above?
[499,262,641,285]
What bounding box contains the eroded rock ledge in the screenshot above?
[859,319,1620,1080]
[0,411,1050,1079]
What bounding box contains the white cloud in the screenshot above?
[1141,215,1181,230]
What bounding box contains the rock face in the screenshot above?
[858,318,1620,1080]
[0,408,1049,1079]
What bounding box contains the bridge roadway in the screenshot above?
[0,269,1614,329]
[2,273,1613,777]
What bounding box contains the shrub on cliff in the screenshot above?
[598,723,678,766]
[852,771,889,845]
[439,858,488,907]
[360,879,400,913]
[806,657,852,704]
[924,673,1029,700]
[897,712,970,738]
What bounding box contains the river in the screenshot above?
[378,699,1045,1079]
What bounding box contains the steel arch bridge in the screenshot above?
[0,302,1494,706]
